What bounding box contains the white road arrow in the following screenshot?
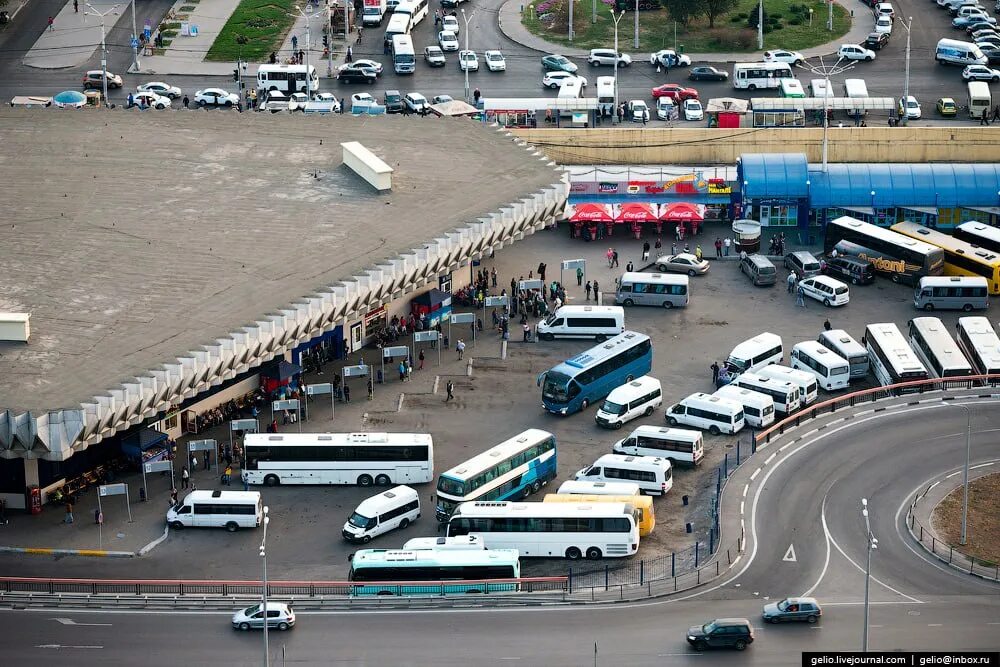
[50,617,112,627]
[36,644,104,649]
[783,544,797,562]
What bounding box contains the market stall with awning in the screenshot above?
[659,202,706,238]
[567,202,616,241]
[615,202,660,239]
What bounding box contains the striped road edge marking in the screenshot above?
[0,546,135,558]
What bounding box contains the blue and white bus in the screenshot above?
[538,331,653,415]
[435,429,557,521]
[348,547,520,595]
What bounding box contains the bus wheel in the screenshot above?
[644,406,654,416]
[565,547,582,560]
[891,273,900,284]
[623,298,634,307]
[225,522,239,533]
[399,518,410,529]
[625,375,634,382]
[542,333,555,341]
[662,301,673,309]
[264,475,280,487]
[586,547,603,560]
[531,481,542,494]
[709,425,721,435]
[358,474,374,486]
[581,399,589,410]
[667,416,678,426]
[169,521,183,530]
[375,474,391,486]
[595,334,607,342]
[963,304,974,312]
[614,421,623,429]
[924,303,935,311]
[362,535,372,543]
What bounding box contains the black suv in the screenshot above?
[687,618,755,651]
[822,256,875,285]
[337,66,377,84]
[383,90,404,113]
[865,31,889,50]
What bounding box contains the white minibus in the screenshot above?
[393,0,428,26]
[907,317,973,379]
[556,480,642,496]
[536,305,625,341]
[968,81,991,119]
[914,276,989,312]
[612,425,704,466]
[256,64,319,94]
[342,485,420,544]
[665,392,745,435]
[557,77,584,116]
[756,364,819,405]
[402,535,486,550]
[790,341,851,391]
[594,375,663,429]
[818,329,869,379]
[843,78,868,118]
[732,62,794,89]
[936,38,987,66]
[391,34,415,74]
[384,12,411,45]
[166,490,262,532]
[732,371,801,414]
[712,385,775,428]
[574,454,673,495]
[725,332,783,373]
[596,76,615,116]
[615,272,689,309]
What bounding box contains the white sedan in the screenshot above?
[133,91,171,109]
[649,49,691,67]
[439,30,459,51]
[963,64,1000,81]
[432,94,454,104]
[542,71,587,89]
[484,50,506,72]
[404,92,430,113]
[458,50,479,71]
[340,59,383,75]
[315,92,342,111]
[899,95,921,119]
[442,15,460,34]
[136,81,182,98]
[838,44,876,61]
[763,49,804,65]
[351,92,375,109]
[627,100,649,122]
[682,98,703,121]
[194,88,240,106]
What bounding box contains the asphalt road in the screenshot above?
[0,0,995,121]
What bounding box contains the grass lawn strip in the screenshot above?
[206,0,299,63]
[932,472,1000,566]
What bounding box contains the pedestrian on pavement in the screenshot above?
[203,452,210,470]
[182,95,189,108]
[993,105,1000,122]
[64,499,74,524]
[538,262,547,282]
[724,237,731,256]
[715,237,723,258]
[711,361,720,385]
[585,280,592,300]
[399,360,407,382]
[292,35,298,51]
[796,285,807,307]
[592,280,600,303]
[523,322,531,342]
[47,16,54,31]
[418,349,425,370]
[787,271,796,293]
[223,465,233,486]
[346,45,353,63]
[824,319,832,331]
[695,245,703,261]
[445,379,455,401]
[73,0,78,12]
[170,488,178,505]
[642,241,651,261]
[626,260,634,273]
[189,452,197,470]
[474,88,481,105]
[576,266,583,286]
[181,466,190,489]
[982,109,991,125]
[456,339,466,360]
[343,384,351,402]
[654,238,662,254]
[612,250,619,268]
[367,378,374,400]
[357,27,363,43]
[491,267,498,288]
[606,247,614,267]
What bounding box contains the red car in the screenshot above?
[651,83,698,101]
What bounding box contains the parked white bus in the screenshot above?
[732,371,801,414]
[955,317,1000,376]
[755,364,819,405]
[447,501,640,559]
[556,480,641,496]
[391,34,415,74]
[573,454,673,496]
[843,78,869,118]
[615,272,689,309]
[790,341,851,391]
[166,490,263,532]
[865,322,929,387]
[384,12,411,44]
[612,425,704,467]
[665,392,746,435]
[402,535,486,551]
[818,329,870,379]
[393,0,428,26]
[712,385,775,428]
[725,332,783,373]
[913,276,990,312]
[256,64,319,94]
[732,62,794,89]
[907,317,973,379]
[536,305,625,341]
[242,432,433,487]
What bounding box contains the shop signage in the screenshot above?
[597,182,618,193]
[363,305,386,326]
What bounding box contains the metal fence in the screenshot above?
[905,486,1000,583]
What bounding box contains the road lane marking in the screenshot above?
[765,452,777,465]
[928,623,943,626]
[783,544,797,562]
[740,501,745,515]
[743,483,749,498]
[802,494,833,598]
[35,644,103,650]
[749,468,761,481]
[51,617,112,626]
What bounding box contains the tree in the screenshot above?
[661,0,703,26]
[704,0,738,28]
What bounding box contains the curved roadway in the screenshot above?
[2,392,999,664]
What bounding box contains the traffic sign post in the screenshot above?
[342,364,371,401]
[188,438,218,473]
[271,399,301,432]
[142,459,174,499]
[413,330,441,367]
[304,383,335,423]
[99,482,132,524]
[561,259,586,292]
[229,418,258,458]
[381,345,410,385]
[450,312,476,348]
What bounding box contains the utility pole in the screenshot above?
[900,16,912,126]
[326,0,334,77]
[260,506,271,667]
[757,0,763,49]
[827,0,833,31]
[611,9,625,124]
[799,56,852,172]
[292,4,315,99]
[633,0,639,49]
[85,3,120,108]
[462,8,475,103]
[957,404,972,545]
[592,0,596,24]
[860,499,878,652]
[568,0,573,41]
[130,0,139,72]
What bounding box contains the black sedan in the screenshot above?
[982,46,1000,64]
[688,66,728,81]
[337,66,377,84]
[865,31,889,50]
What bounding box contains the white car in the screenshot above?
[798,276,850,307]
[432,94,453,104]
[682,98,703,121]
[484,50,506,72]
[232,602,296,631]
[340,59,383,75]
[404,92,430,113]
[351,92,375,109]
[649,49,691,67]
[838,43,876,61]
[194,88,240,106]
[963,64,1000,81]
[459,50,479,71]
[136,81,182,99]
[899,95,921,119]
[542,71,587,88]
[438,30,459,52]
[424,46,446,66]
[289,92,310,110]
[874,15,893,34]
[655,96,676,120]
[132,91,171,109]
[442,15,460,34]
[314,92,342,111]
[588,48,632,67]
[627,99,649,122]
[763,49,804,65]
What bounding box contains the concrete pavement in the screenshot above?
[24,0,129,69]
[498,0,875,61]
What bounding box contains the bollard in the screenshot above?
[710,528,715,554]
[682,494,689,506]
[724,452,729,478]
[686,522,692,534]
[751,436,757,454]
[671,552,676,578]
[736,440,741,465]
[695,541,700,567]
[640,560,644,584]
[605,565,609,591]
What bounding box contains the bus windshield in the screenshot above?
[395,54,415,64]
[437,476,465,496]
[542,372,572,402]
[601,399,626,415]
[349,512,376,529]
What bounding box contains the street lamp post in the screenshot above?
[85,3,121,108]
[292,4,315,99]
[955,404,973,545]
[757,0,763,50]
[899,16,913,126]
[461,8,475,103]
[633,0,639,49]
[260,506,271,667]
[860,498,878,652]
[611,9,625,124]
[800,56,853,173]
[130,0,139,72]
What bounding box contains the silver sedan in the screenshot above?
[654,253,710,276]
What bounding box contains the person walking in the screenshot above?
[491,267,498,288]
[522,322,531,342]
[181,466,190,489]
[47,16,54,31]
[357,27,363,44]
[473,88,481,105]
[711,361,720,385]
[612,250,619,268]
[585,280,592,301]
[73,0,78,12]
[626,260,634,273]
[346,45,353,63]
[796,284,807,308]
[575,266,583,286]
[223,464,233,486]
[993,104,1000,122]
[824,319,832,331]
[367,378,374,400]
[343,383,351,402]
[695,245,703,261]
[606,247,614,267]
[724,237,731,256]
[418,349,425,370]
[456,339,466,360]
[445,379,455,401]
[592,280,600,303]
[203,451,210,470]
[714,237,723,258]
[398,360,407,382]
[64,499,74,524]
[787,271,796,293]
[538,262,547,282]
[642,241,651,262]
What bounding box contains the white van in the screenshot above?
[790,341,851,391]
[968,80,991,119]
[402,535,485,550]
[595,375,663,429]
[712,385,775,428]
[665,392,746,435]
[818,329,870,379]
[755,364,819,405]
[558,77,584,117]
[612,425,704,466]
[166,490,263,532]
[726,332,783,374]
[556,480,642,496]
[536,305,625,341]
[936,38,987,66]
[596,75,615,117]
[574,454,673,495]
[342,485,420,543]
[843,78,869,118]
[731,371,800,414]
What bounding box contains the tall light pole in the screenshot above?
[633,0,639,49]
[260,506,271,667]
[955,404,973,545]
[292,4,315,99]
[568,0,573,41]
[899,16,913,126]
[611,9,625,124]
[461,8,475,103]
[860,498,878,653]
[85,3,121,108]
[800,56,853,172]
[326,0,334,77]
[130,0,139,72]
[757,0,763,49]
[827,0,833,31]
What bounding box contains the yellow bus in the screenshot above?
[543,493,655,537]
[890,221,1000,295]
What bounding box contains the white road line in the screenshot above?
[740,501,745,515]
[50,617,112,626]
[928,623,943,626]
[801,494,833,599]
[750,468,761,481]
[35,645,103,650]
[743,483,749,498]
[765,452,777,465]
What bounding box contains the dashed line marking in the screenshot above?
[765,452,777,465]
[740,501,745,515]
[743,484,749,498]
[750,468,761,481]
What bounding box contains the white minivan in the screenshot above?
[167,490,263,532]
[712,384,775,428]
[756,364,819,405]
[798,275,850,307]
[731,371,800,414]
[936,38,988,66]
[536,305,625,341]
[342,485,420,543]
[612,425,704,466]
[726,332,783,374]
[595,375,663,429]
[574,454,673,495]
[665,392,746,435]
[818,329,870,379]
[556,480,642,496]
[790,341,851,391]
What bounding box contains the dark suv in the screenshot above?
[823,256,875,285]
[687,618,755,651]
[865,31,890,50]
[337,66,377,84]
[383,90,404,113]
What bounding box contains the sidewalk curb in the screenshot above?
[137,525,171,556]
[0,546,135,558]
